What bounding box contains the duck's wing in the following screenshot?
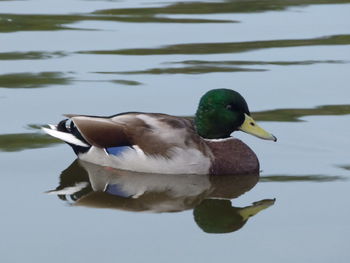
[66,114,131,148]
[44,112,204,157]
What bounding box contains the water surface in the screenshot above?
[0,0,350,262]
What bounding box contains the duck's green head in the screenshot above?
[195,89,276,141]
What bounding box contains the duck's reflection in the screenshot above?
[48,160,275,233]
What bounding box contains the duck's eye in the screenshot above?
[226,105,232,110]
[250,122,255,126]
[226,104,238,111]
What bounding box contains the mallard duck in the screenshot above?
[43,89,276,175]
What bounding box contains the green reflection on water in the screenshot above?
[253,105,350,122]
[76,79,143,86]
[1,0,350,33]
[26,124,45,130]
[260,175,346,182]
[0,13,231,33]
[97,66,265,75]
[0,14,80,32]
[338,165,350,171]
[83,35,350,55]
[0,51,66,60]
[170,59,346,66]
[0,133,60,152]
[0,72,72,89]
[95,0,350,15]
[97,16,233,24]
[96,59,345,75]
[110,79,142,85]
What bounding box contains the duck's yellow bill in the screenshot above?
[238,199,276,221]
[239,114,277,142]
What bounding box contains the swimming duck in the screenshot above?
[43,89,276,175]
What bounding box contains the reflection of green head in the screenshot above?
[193,199,247,234]
[195,89,250,139]
[193,198,275,234]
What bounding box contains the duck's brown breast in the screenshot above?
[205,138,259,175]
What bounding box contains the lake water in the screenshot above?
[1,0,350,262]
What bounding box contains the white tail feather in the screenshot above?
[42,127,89,147]
[45,182,89,195]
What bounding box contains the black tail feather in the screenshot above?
[57,119,90,155]
[57,119,69,132]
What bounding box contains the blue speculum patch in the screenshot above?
[105,184,131,198]
[106,146,131,156]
